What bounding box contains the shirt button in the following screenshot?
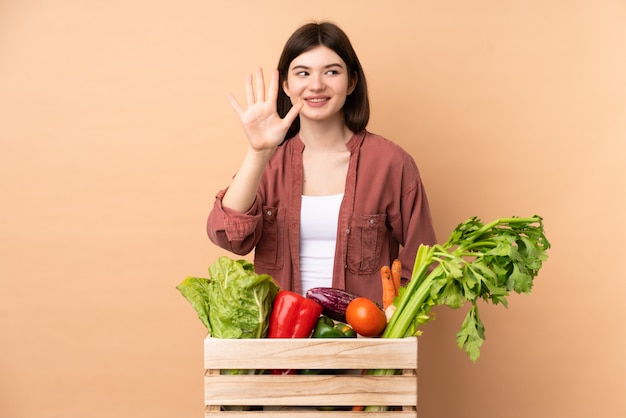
[266,210,272,216]
[346,228,350,234]
[369,218,375,225]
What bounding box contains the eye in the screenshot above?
[326,69,340,76]
[295,70,309,77]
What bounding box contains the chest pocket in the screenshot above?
[253,206,285,269]
[346,213,387,274]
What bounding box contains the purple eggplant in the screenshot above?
[305,287,360,323]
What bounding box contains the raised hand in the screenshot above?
[228,67,303,152]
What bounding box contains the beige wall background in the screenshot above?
[1,1,625,417]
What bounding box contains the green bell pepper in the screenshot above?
[333,322,357,338]
[312,316,357,338]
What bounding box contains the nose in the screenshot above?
[309,73,325,91]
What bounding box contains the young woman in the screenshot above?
[207,22,436,304]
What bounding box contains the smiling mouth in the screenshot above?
[306,97,329,103]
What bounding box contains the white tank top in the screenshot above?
[299,193,343,295]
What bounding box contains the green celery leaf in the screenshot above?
[506,263,533,293]
[455,304,485,362]
[441,281,464,309]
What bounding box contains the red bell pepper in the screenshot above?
[268,290,323,374]
[268,290,323,338]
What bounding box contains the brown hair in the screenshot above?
[277,22,370,141]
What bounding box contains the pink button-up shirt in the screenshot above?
[207,130,437,304]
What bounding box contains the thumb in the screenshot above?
[283,101,303,125]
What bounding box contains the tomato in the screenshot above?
[345,297,387,337]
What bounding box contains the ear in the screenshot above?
[347,72,358,95]
[282,79,290,98]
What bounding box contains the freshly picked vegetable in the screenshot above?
[312,315,357,338]
[363,215,550,411]
[268,290,322,338]
[305,287,360,323]
[345,297,387,337]
[176,256,279,339]
[384,215,550,361]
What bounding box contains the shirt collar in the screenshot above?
[290,130,367,153]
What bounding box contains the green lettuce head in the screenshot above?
[177,257,279,339]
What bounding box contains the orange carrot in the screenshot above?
[391,259,402,296]
[381,265,395,309]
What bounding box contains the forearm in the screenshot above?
[221,146,275,213]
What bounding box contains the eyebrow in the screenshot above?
[290,63,345,71]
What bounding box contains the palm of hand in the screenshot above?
[228,68,302,151]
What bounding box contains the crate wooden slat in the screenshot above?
[204,337,418,416]
[204,337,416,370]
[205,374,416,406]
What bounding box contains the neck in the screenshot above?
[299,119,353,152]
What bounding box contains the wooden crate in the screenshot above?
[204,336,418,417]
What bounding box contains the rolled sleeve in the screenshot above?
[207,188,262,255]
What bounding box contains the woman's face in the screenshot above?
[283,45,356,125]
